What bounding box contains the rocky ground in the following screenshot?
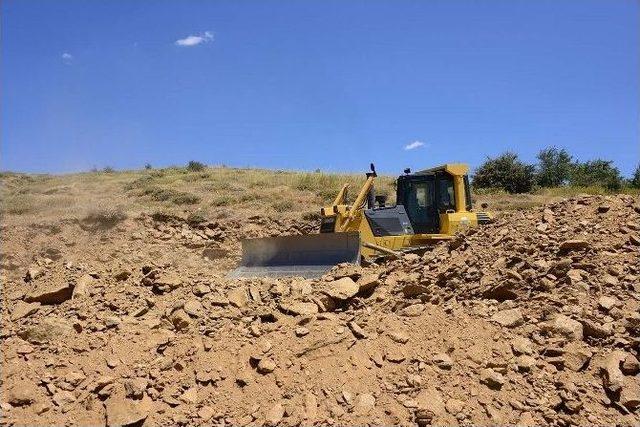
[1,194,639,426]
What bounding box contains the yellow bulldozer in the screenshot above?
[230,163,491,278]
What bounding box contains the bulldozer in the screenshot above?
[230,163,491,278]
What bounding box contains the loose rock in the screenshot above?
[480,368,505,390]
[228,287,248,308]
[265,401,285,426]
[6,380,37,406]
[257,358,277,374]
[491,308,524,327]
[549,315,583,341]
[432,353,453,370]
[25,282,73,305]
[105,396,150,427]
[323,277,359,300]
[11,301,40,321]
[559,240,590,252]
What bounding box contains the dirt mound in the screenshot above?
[1,195,639,426]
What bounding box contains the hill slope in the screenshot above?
[1,167,638,426]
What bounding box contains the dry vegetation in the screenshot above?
[1,165,631,225]
[0,167,398,224]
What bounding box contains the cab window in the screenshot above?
[415,185,428,207]
[437,174,455,211]
[408,181,433,210]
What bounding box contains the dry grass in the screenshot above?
[1,166,634,225]
[473,186,639,211]
[0,167,394,224]
[82,205,127,229]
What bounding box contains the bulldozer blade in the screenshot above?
[228,232,361,279]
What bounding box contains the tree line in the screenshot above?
[471,147,640,193]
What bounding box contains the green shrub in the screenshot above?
[182,172,211,182]
[471,187,508,196]
[151,210,176,222]
[171,192,200,205]
[317,188,339,203]
[295,173,342,192]
[83,205,127,226]
[536,147,573,187]
[302,211,321,221]
[472,152,535,193]
[3,195,36,215]
[187,161,206,172]
[272,200,293,212]
[630,164,640,189]
[124,175,153,191]
[143,187,174,201]
[211,194,234,206]
[570,159,622,190]
[139,186,198,204]
[187,210,208,224]
[238,193,260,203]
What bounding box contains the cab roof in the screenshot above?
[414,163,469,177]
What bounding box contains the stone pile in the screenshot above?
[1,194,638,426]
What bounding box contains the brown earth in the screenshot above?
[1,188,639,426]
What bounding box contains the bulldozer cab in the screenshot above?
[396,174,439,233]
[396,164,471,234]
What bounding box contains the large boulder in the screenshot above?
[72,274,95,299]
[151,272,182,294]
[353,393,376,416]
[5,379,38,406]
[227,287,248,308]
[620,377,640,411]
[490,308,524,327]
[11,301,40,321]
[545,315,583,341]
[25,282,73,304]
[265,401,285,426]
[601,351,626,393]
[105,396,151,427]
[17,317,73,344]
[169,309,191,331]
[415,387,447,426]
[563,342,593,372]
[480,368,505,390]
[279,301,318,316]
[357,274,380,293]
[559,240,590,253]
[323,277,359,301]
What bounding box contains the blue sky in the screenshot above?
[2,0,638,175]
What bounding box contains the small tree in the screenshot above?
[570,159,622,190]
[536,147,573,187]
[186,161,206,172]
[630,164,640,189]
[472,152,535,193]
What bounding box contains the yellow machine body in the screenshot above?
[319,163,491,258]
[230,162,492,278]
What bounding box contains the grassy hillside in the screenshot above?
[0,167,396,223]
[1,165,634,224]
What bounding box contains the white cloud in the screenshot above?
[61,52,73,64]
[175,31,214,47]
[404,141,425,150]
